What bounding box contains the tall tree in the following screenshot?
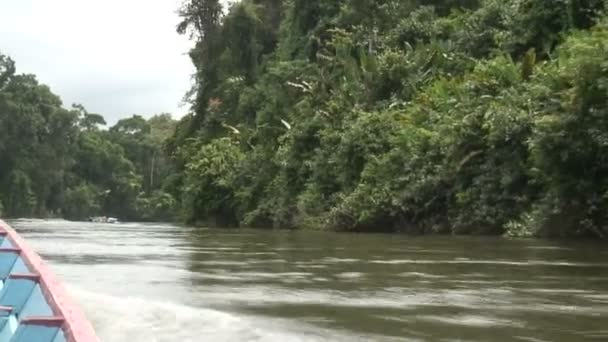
[177,0,225,133]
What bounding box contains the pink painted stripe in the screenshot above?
[0,220,99,342]
[0,305,12,313]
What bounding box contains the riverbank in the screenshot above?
[187,217,606,240]
[7,213,606,241]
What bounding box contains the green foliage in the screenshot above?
[180,137,244,225]
[523,22,608,238]
[5,0,608,238]
[0,54,15,89]
[0,64,78,217]
[62,183,102,220]
[0,51,178,221]
[169,0,608,238]
[4,171,37,217]
[135,190,177,222]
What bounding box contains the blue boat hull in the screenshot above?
[0,220,98,342]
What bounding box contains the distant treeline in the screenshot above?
[0,53,177,221]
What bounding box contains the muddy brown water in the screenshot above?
[10,219,608,341]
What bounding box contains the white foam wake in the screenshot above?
[67,287,368,342]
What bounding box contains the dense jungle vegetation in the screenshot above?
[2,0,608,238]
[0,56,177,221]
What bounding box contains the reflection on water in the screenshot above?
[9,219,608,341]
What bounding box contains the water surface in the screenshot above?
[9,219,608,341]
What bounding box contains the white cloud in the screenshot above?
[0,0,195,124]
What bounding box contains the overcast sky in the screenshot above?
[0,0,196,124]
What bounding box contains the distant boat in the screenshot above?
[0,220,99,342]
[88,216,118,224]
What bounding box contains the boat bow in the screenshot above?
[0,220,99,342]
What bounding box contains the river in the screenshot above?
[7,219,608,341]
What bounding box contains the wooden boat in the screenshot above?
[0,220,99,342]
[87,217,118,224]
